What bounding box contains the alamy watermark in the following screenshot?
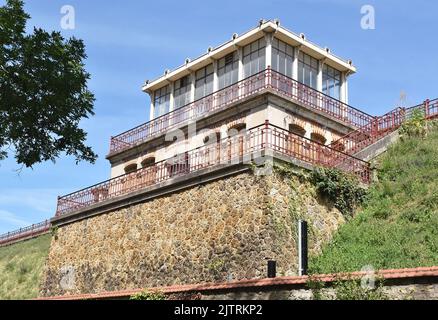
[360,265,376,290]
[361,5,375,30]
[60,5,75,30]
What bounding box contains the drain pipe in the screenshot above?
[298,220,308,276]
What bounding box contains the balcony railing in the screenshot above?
[0,220,51,246]
[57,121,370,217]
[109,68,374,155]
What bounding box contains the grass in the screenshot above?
[0,234,51,300]
[310,123,438,273]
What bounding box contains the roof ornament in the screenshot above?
[185,58,191,65]
[259,19,266,27]
[273,18,280,26]
[164,69,170,76]
[300,33,306,40]
[232,33,238,40]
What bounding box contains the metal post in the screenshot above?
[425,99,430,119]
[298,220,308,276]
[267,260,277,278]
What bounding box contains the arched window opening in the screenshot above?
[287,124,307,158]
[203,132,221,145]
[227,123,247,160]
[124,163,137,174]
[289,124,306,137]
[311,132,327,145]
[228,123,246,136]
[141,157,155,169]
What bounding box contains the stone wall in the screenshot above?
[199,283,438,300]
[40,166,344,297]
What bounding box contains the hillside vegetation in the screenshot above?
[0,234,51,300]
[310,120,438,273]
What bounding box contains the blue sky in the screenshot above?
[1,0,437,233]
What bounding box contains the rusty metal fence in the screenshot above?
[329,99,438,156]
[0,220,51,247]
[109,68,374,155]
[57,121,371,217]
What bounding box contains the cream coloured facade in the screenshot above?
[107,20,358,178]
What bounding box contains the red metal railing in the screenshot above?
[330,98,438,157]
[57,122,370,217]
[329,107,406,155]
[0,220,51,247]
[109,68,374,155]
[264,124,371,184]
[405,98,438,120]
[268,70,374,128]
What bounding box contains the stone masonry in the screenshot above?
[40,166,344,297]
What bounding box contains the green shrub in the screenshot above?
[310,124,438,274]
[400,108,426,139]
[130,290,167,300]
[333,278,387,300]
[310,167,368,217]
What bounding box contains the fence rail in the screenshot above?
[109,68,374,155]
[0,220,51,246]
[405,98,438,120]
[329,107,406,155]
[57,121,370,217]
[329,98,438,156]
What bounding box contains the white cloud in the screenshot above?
[0,188,64,214]
[0,210,31,229]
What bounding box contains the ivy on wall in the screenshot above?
[310,167,368,217]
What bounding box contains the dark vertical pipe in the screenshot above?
[298,220,308,276]
[267,260,276,278]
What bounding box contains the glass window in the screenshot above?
[153,85,170,118]
[218,52,239,89]
[322,64,341,100]
[243,38,266,78]
[298,51,318,89]
[174,75,192,109]
[272,38,294,78]
[194,64,214,100]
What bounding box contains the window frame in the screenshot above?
[153,85,171,118]
[298,51,318,89]
[272,38,294,78]
[194,64,214,101]
[174,75,192,109]
[322,64,342,100]
[217,52,239,90]
[242,38,266,78]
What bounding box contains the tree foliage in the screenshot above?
[0,0,97,167]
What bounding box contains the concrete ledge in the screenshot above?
[354,130,400,162]
[36,266,438,300]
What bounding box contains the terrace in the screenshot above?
[108,68,374,156]
[57,121,371,218]
[56,98,438,219]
